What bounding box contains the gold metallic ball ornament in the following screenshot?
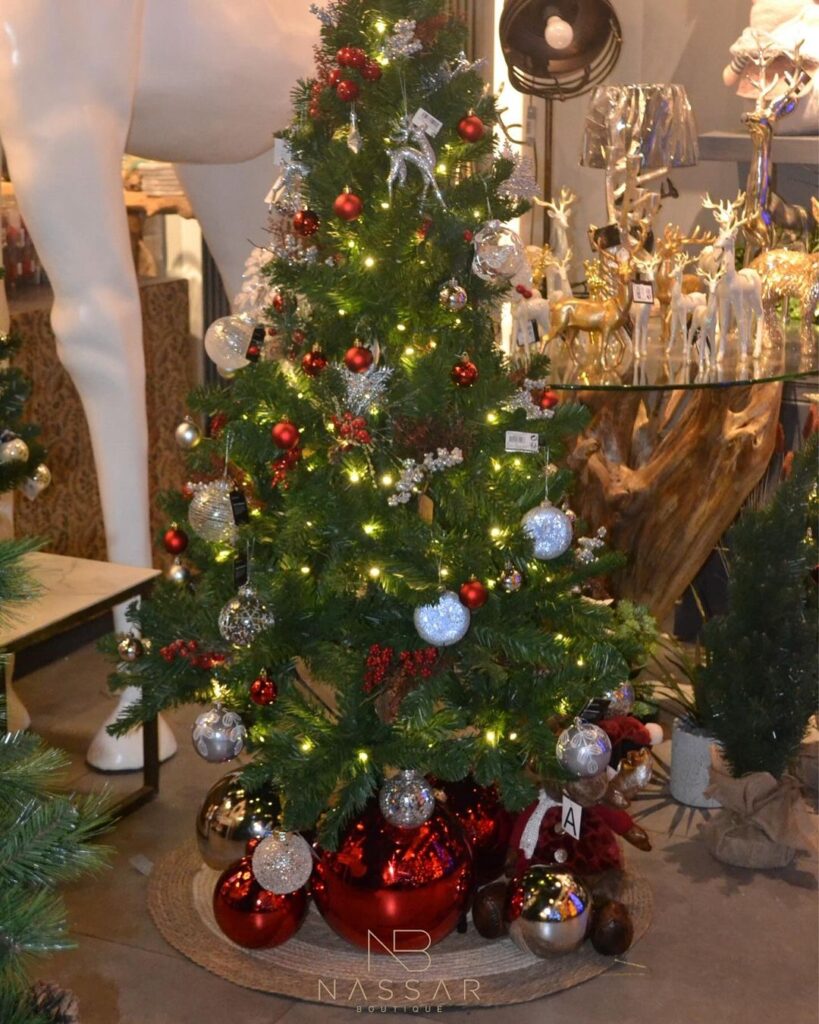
[507,867,592,956]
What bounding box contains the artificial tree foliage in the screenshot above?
[108,0,656,846]
[700,433,818,779]
[0,329,46,495]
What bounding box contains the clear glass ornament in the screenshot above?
[555,718,612,778]
[192,703,247,763]
[522,500,573,560]
[379,769,435,829]
[604,681,636,718]
[204,314,254,372]
[413,590,470,646]
[471,220,526,282]
[251,831,314,894]
[218,582,275,648]
[188,480,238,545]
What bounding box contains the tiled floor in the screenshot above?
[13,641,819,1024]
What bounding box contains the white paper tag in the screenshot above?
[561,794,583,840]
[505,431,539,453]
[411,107,443,138]
[516,319,539,347]
[632,282,655,305]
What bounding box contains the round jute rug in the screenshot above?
[148,842,652,1010]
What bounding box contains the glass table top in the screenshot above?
[546,326,818,392]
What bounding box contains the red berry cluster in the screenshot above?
[363,644,439,693]
[309,46,382,118]
[159,639,227,671]
[331,411,372,448]
[364,644,394,692]
[271,446,303,489]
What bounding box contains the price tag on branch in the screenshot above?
[233,554,249,588]
[229,488,250,525]
[516,319,539,348]
[411,107,443,138]
[561,794,583,840]
[505,431,539,454]
[632,282,655,305]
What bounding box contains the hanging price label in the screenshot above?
[632,282,655,304]
[561,794,583,840]
[233,553,249,588]
[516,319,539,348]
[411,107,443,137]
[505,431,539,453]
[229,488,250,525]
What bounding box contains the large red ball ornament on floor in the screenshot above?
[213,856,308,948]
[438,777,515,885]
[312,800,474,950]
[163,527,189,556]
[457,114,485,143]
[271,420,300,450]
[344,344,374,373]
[458,579,488,610]
[293,209,320,237]
[333,192,363,222]
[336,79,360,103]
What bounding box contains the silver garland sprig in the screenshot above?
[498,145,542,203]
[271,232,319,267]
[504,379,557,421]
[269,158,309,216]
[337,364,394,415]
[384,19,422,59]
[422,52,487,93]
[309,1,342,26]
[576,527,607,565]
[388,448,464,506]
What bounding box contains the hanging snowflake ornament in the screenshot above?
[504,379,557,421]
[383,19,422,60]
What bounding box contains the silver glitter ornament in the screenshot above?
[384,18,422,59]
[0,437,29,464]
[167,558,191,586]
[204,314,254,372]
[175,417,201,451]
[499,563,524,593]
[413,590,470,646]
[522,501,573,560]
[340,364,394,416]
[218,582,275,648]
[508,867,592,956]
[117,634,143,663]
[188,480,238,545]
[196,770,282,870]
[379,769,435,829]
[556,718,612,778]
[439,278,468,312]
[192,703,247,763]
[387,116,445,208]
[252,831,314,894]
[603,681,636,718]
[471,220,526,282]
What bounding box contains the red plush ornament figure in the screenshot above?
[344,344,374,373]
[213,856,307,949]
[301,350,328,377]
[451,357,479,388]
[271,420,300,450]
[250,672,278,706]
[457,114,485,142]
[335,79,360,102]
[459,579,489,610]
[163,526,189,556]
[293,209,320,237]
[333,191,363,222]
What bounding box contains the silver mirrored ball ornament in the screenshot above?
[175,417,201,451]
[508,867,592,956]
[604,681,635,718]
[439,279,468,312]
[196,770,282,870]
[167,558,191,586]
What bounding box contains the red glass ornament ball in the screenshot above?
[347,47,367,69]
[213,856,307,948]
[312,799,473,950]
[250,673,278,706]
[301,350,328,377]
[272,291,284,313]
[336,46,355,67]
[209,412,228,437]
[308,104,321,119]
[344,345,374,374]
[271,420,300,450]
[438,777,515,886]
[293,209,320,237]
[333,192,363,222]
[457,115,485,143]
[361,60,383,81]
[163,527,189,556]
[458,579,488,610]
[451,358,479,388]
[336,79,360,103]
[539,389,559,410]
[328,67,344,88]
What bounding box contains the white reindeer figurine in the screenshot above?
[703,193,764,362]
[536,187,577,298]
[632,251,662,358]
[687,268,724,373]
[508,255,553,366]
[666,254,706,354]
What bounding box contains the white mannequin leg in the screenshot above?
[0,0,175,769]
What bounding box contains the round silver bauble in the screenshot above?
[117,634,144,663]
[218,582,275,648]
[251,831,314,894]
[499,564,524,593]
[508,867,592,957]
[166,558,191,586]
[175,417,201,451]
[379,769,435,829]
[191,703,247,763]
[471,220,526,282]
[0,437,30,464]
[603,681,636,718]
[555,718,612,778]
[521,501,573,560]
[196,769,283,870]
[203,314,253,372]
[188,480,238,545]
[439,279,468,312]
[413,590,470,647]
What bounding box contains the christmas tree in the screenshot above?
[109,0,657,953]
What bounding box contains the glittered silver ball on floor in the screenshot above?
[204,314,253,373]
[507,867,592,956]
[556,718,612,778]
[218,583,275,648]
[413,591,470,646]
[379,769,435,829]
[471,220,526,282]
[0,437,30,464]
[604,681,635,718]
[196,770,283,870]
[522,501,573,560]
[175,417,201,451]
[192,703,247,763]
[188,480,238,545]
[117,634,144,663]
[251,832,313,894]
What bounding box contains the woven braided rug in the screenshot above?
[148,842,652,1010]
